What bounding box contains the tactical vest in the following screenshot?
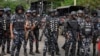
[67,19,79,31]
[13,14,25,31]
[97,22,100,29]
[0,17,4,30]
[77,17,85,29]
[82,22,93,35]
[3,15,11,30]
[47,17,59,32]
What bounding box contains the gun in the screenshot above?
[39,16,47,41]
[39,23,46,41]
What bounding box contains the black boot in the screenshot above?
[35,50,40,54]
[24,51,28,56]
[15,52,19,56]
[7,50,10,54]
[1,51,6,55]
[56,52,60,55]
[29,51,35,55]
[62,43,65,50]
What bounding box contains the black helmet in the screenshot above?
[4,7,11,12]
[0,7,4,12]
[26,9,31,14]
[15,5,25,13]
[49,9,56,13]
[32,10,37,13]
[71,11,76,15]
[77,10,84,14]
[91,10,98,16]
[48,9,57,15]
[4,7,11,14]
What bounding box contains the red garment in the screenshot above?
[98,41,100,51]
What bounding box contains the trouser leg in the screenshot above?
[34,30,39,51]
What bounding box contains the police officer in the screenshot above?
[32,10,40,53]
[80,16,94,56]
[0,6,5,55]
[91,10,99,56]
[64,11,80,56]
[2,7,11,54]
[44,9,60,55]
[77,10,85,28]
[62,13,70,50]
[10,5,25,56]
[24,9,35,56]
[77,10,85,55]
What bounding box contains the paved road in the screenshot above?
[0,29,98,56]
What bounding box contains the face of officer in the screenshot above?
[18,9,23,14]
[0,11,3,16]
[51,12,55,17]
[85,17,90,22]
[32,12,37,16]
[93,14,97,17]
[26,13,31,17]
[6,11,11,15]
[78,13,84,17]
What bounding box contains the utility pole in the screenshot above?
[74,0,76,6]
[39,0,44,15]
[51,2,53,9]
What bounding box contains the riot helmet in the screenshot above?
[77,10,84,17]
[15,5,25,14]
[4,7,11,15]
[26,9,32,17]
[70,11,77,19]
[32,10,37,16]
[0,7,4,16]
[91,10,98,17]
[48,9,56,17]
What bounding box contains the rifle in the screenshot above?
[39,16,47,41]
[39,23,46,41]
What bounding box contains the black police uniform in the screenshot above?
[1,14,11,54]
[64,18,80,56]
[10,14,25,56]
[45,16,60,55]
[80,21,94,56]
[0,16,4,47]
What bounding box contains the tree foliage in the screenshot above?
[50,0,100,9]
[0,0,29,13]
[0,0,99,12]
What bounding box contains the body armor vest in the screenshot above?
[97,23,100,30]
[47,17,59,32]
[97,22,100,35]
[3,15,11,30]
[77,17,85,29]
[13,14,25,30]
[83,22,93,35]
[67,19,79,31]
[0,17,4,30]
